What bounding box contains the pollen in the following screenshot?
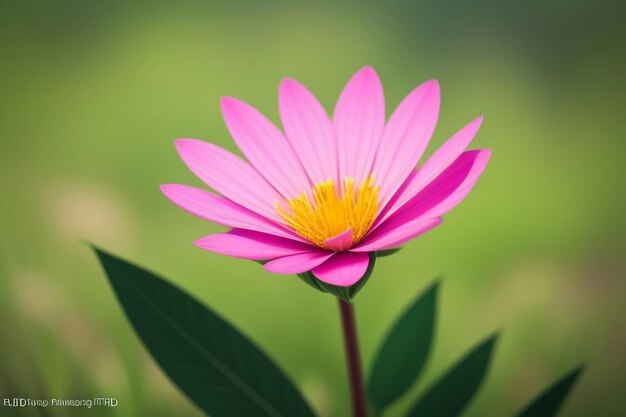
[277,175,380,249]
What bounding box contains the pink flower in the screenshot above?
[161,67,491,287]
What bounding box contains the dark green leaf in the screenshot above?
[297,252,377,303]
[514,366,584,417]
[406,333,499,417]
[367,281,439,413]
[93,247,316,417]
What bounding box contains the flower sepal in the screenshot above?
[297,252,377,303]
[376,247,402,257]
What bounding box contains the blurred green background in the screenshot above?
[1,1,625,416]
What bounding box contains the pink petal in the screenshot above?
[334,66,385,187]
[221,97,311,199]
[175,139,281,221]
[160,184,301,240]
[325,228,353,251]
[312,251,370,286]
[365,150,491,246]
[375,116,484,227]
[264,251,334,274]
[353,217,442,252]
[372,80,440,210]
[279,78,337,184]
[422,149,491,218]
[195,229,317,260]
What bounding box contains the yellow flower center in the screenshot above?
[277,175,380,249]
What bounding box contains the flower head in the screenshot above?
[162,67,491,287]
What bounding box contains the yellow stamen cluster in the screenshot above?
[277,175,379,249]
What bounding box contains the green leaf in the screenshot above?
[93,247,316,417]
[297,252,377,303]
[367,281,439,413]
[514,366,584,417]
[406,333,499,417]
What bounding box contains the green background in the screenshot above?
[1,1,624,416]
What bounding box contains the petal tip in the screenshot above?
[279,77,299,90]
[350,65,381,84]
[359,65,380,82]
[193,235,214,250]
[174,138,198,153]
[278,78,308,101]
[426,79,440,95]
[219,96,239,111]
[471,115,485,128]
[461,116,485,137]
[159,183,174,195]
[174,138,214,160]
[263,262,285,274]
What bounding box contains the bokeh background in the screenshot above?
[1,1,625,416]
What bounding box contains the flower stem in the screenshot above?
[338,299,367,417]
